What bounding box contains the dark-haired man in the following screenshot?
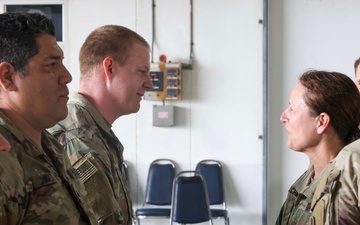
[0,12,93,224]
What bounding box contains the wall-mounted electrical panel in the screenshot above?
[144,62,182,101]
[153,105,174,127]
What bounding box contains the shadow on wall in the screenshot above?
[222,164,242,207]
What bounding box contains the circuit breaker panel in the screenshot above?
[144,62,182,101]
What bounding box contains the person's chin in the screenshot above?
[56,107,69,121]
[287,142,294,150]
[132,102,141,112]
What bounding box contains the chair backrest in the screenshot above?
[195,159,225,205]
[144,159,176,205]
[170,171,213,224]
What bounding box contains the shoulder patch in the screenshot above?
[72,153,98,183]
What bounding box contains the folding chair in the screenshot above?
[170,170,213,225]
[196,159,230,225]
[134,159,176,225]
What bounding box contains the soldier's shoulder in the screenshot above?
[335,139,360,172]
[339,139,360,158]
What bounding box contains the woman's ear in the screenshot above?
[0,62,17,91]
[316,112,330,134]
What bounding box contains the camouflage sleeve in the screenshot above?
[275,203,285,225]
[334,143,360,224]
[55,132,124,224]
[0,165,25,224]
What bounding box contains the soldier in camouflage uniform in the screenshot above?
[48,25,154,224]
[0,12,95,224]
[276,70,360,225]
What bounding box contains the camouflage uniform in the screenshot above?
[276,139,360,225]
[0,111,91,225]
[48,92,133,225]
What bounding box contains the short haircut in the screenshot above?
[0,12,55,76]
[79,25,149,80]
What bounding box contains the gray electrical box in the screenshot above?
[153,105,174,127]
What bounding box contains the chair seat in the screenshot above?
[211,209,228,217]
[135,208,171,217]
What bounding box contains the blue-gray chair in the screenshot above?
[170,170,213,225]
[196,160,229,225]
[135,159,176,225]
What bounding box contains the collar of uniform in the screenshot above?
[69,92,112,135]
[289,165,315,199]
[292,162,339,202]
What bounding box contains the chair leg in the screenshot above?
[134,218,140,225]
[225,216,230,225]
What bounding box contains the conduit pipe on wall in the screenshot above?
[262,0,269,224]
[151,0,193,69]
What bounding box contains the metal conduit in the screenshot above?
[262,0,269,224]
[151,0,193,69]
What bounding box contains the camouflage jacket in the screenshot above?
[276,140,360,225]
[48,92,133,225]
[0,111,91,225]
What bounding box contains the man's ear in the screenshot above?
[316,112,330,134]
[0,62,17,91]
[102,57,115,81]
